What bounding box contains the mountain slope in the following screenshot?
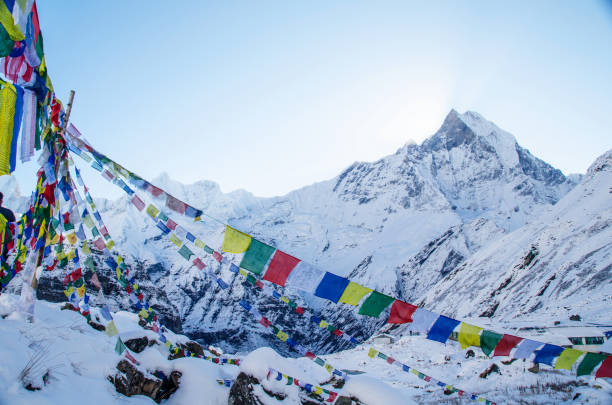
[420,149,612,325]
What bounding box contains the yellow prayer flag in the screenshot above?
[324,364,333,373]
[64,286,74,297]
[77,285,85,298]
[51,233,60,245]
[169,233,182,247]
[66,232,77,245]
[239,269,248,277]
[554,348,584,370]
[82,241,91,255]
[138,309,149,318]
[319,320,329,329]
[276,331,289,342]
[411,368,420,376]
[106,240,115,250]
[368,348,378,358]
[280,296,289,304]
[338,282,373,306]
[221,225,252,253]
[146,204,160,219]
[165,341,171,348]
[314,387,323,395]
[105,321,118,337]
[56,251,66,260]
[0,81,17,175]
[458,322,483,349]
[66,249,76,261]
[194,239,205,249]
[478,398,486,403]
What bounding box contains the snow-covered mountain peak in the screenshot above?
[586,149,612,177]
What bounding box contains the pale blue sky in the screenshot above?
[10,1,612,200]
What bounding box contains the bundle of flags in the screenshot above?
[368,348,494,403]
[0,0,57,176]
[266,368,339,403]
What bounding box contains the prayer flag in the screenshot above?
[263,249,300,286]
[146,204,160,219]
[493,335,523,357]
[166,218,177,230]
[178,245,193,260]
[166,194,186,214]
[105,320,118,337]
[406,307,438,334]
[458,322,483,349]
[93,237,106,251]
[427,316,460,344]
[169,233,182,247]
[184,206,202,218]
[285,261,325,294]
[115,338,127,355]
[131,195,145,211]
[577,353,606,376]
[239,238,275,275]
[193,258,205,270]
[314,272,350,303]
[512,339,541,360]
[368,348,378,358]
[480,330,503,357]
[387,300,418,324]
[358,291,394,317]
[595,356,612,378]
[554,348,584,370]
[90,272,101,289]
[338,282,372,306]
[222,225,252,253]
[194,239,205,249]
[533,344,564,366]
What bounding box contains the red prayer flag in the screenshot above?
[255,280,264,289]
[326,392,338,402]
[295,307,305,315]
[424,376,431,382]
[62,273,71,286]
[386,357,395,364]
[305,351,316,360]
[333,329,343,337]
[166,195,187,214]
[259,317,271,328]
[166,218,177,230]
[493,334,523,357]
[595,356,612,378]
[93,237,106,250]
[147,184,164,197]
[193,258,205,270]
[388,300,418,324]
[70,268,82,281]
[131,195,145,211]
[263,250,300,287]
[213,251,223,263]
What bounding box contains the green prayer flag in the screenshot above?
[288,301,297,310]
[0,25,13,57]
[314,357,325,366]
[327,324,336,333]
[178,245,193,260]
[239,238,276,275]
[59,258,68,268]
[246,274,256,285]
[286,376,293,386]
[377,352,388,360]
[84,256,95,270]
[115,338,127,355]
[204,245,214,254]
[64,222,74,231]
[358,291,394,317]
[480,330,503,357]
[577,353,607,376]
[158,212,168,222]
[92,227,100,237]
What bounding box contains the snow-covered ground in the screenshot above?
[1,294,610,404]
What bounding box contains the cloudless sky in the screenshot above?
[9,1,612,200]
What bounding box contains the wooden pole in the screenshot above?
[31,90,76,290]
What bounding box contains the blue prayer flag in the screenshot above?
[427,315,460,344]
[313,272,350,303]
[533,344,565,366]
